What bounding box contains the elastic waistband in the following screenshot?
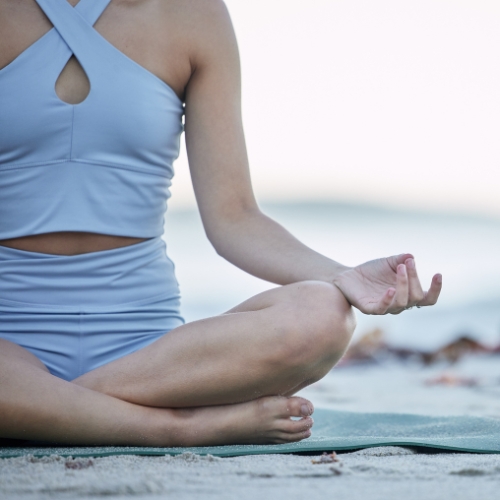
[0,237,180,312]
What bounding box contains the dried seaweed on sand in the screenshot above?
[340,329,497,366]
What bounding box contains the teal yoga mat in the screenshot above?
[2,409,500,459]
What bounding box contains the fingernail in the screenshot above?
[436,274,442,284]
[388,289,396,298]
[301,404,311,416]
[407,259,415,270]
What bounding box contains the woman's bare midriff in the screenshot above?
[0,233,149,256]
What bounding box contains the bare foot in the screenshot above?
[165,396,315,447]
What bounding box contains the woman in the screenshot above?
[0,0,441,447]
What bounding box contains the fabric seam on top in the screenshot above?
[69,107,75,159]
[0,159,171,178]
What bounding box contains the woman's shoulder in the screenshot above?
[155,0,231,28]
[168,0,237,64]
[166,0,234,41]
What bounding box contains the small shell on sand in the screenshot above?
[311,452,340,464]
[64,458,95,470]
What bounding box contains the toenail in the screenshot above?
[301,404,311,416]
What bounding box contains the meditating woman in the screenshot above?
[0,0,442,446]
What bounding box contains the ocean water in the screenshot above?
[163,202,500,350]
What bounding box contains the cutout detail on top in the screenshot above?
[55,55,90,105]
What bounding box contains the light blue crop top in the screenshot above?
[0,0,184,240]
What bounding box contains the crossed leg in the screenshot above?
[0,281,355,447]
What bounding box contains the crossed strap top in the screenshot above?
[0,0,184,239]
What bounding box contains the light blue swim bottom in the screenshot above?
[0,237,184,381]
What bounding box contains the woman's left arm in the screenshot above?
[182,0,441,315]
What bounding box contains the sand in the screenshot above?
[3,448,500,500]
[2,355,500,499]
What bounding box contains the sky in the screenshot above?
[169,0,500,217]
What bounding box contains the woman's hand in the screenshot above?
[332,254,442,315]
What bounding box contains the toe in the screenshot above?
[279,396,314,418]
[272,429,312,444]
[280,416,314,434]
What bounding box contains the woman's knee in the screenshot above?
[269,281,356,368]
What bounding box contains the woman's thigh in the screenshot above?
[75,280,355,408]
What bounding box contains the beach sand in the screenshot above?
[2,355,500,499]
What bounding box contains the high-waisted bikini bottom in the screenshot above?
[0,237,184,381]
